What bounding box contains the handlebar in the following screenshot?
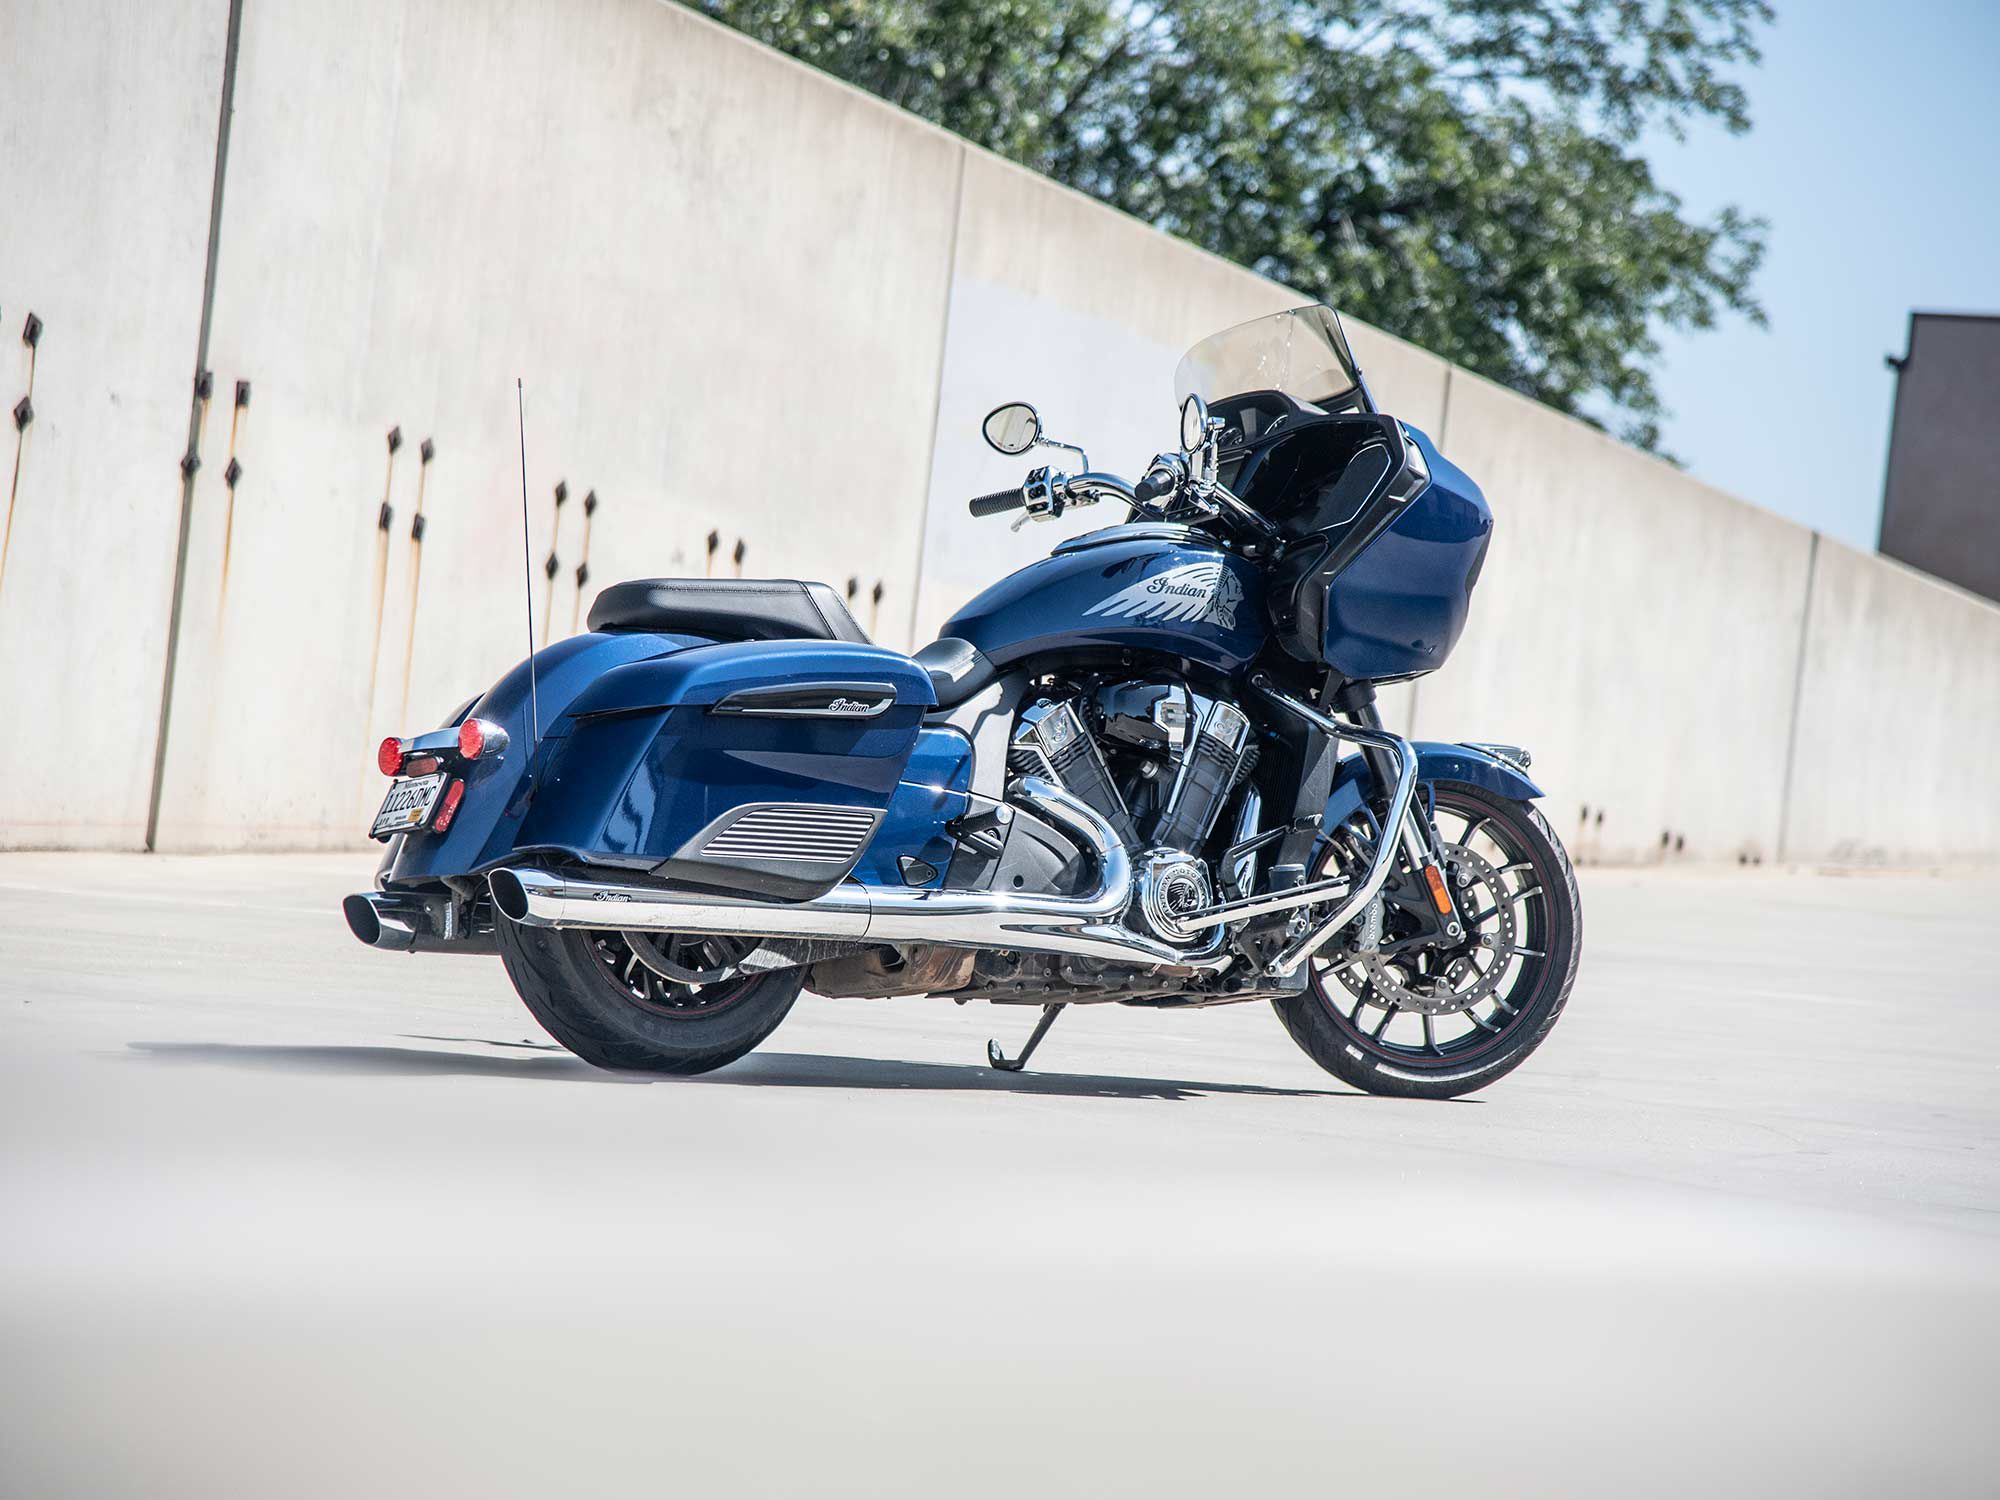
[966,465,1275,547]
[967,487,1025,517]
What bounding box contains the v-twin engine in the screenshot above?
[1011,684,1255,941]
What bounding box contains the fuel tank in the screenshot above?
[943,525,1267,675]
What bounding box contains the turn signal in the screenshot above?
[432,779,466,833]
[1422,864,1453,915]
[377,737,407,777]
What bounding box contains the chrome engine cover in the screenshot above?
[1136,848,1214,943]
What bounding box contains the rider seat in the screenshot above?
[588,578,870,645]
[589,578,997,710]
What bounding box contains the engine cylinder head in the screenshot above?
[1153,698,1252,853]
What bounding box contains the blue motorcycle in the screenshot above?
[345,305,1580,1098]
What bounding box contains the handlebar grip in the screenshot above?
[968,487,1026,517]
[1134,470,1176,504]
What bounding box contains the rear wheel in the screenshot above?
[1273,781,1581,1099]
[495,916,802,1075]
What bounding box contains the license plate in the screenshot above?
[371,772,446,838]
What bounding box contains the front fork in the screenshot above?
[1249,677,1439,977]
[1332,684,1465,947]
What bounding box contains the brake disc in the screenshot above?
[1334,843,1515,1015]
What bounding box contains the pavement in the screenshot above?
[1,851,1996,1498]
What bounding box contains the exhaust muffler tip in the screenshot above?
[345,888,499,954]
[344,890,421,951]
[343,892,386,946]
[488,868,529,923]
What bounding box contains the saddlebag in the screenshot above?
[516,639,937,899]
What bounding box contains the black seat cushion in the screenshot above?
[912,636,997,709]
[588,579,870,644]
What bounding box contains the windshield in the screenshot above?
[1173,304,1369,414]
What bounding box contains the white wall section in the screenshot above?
[0,0,231,848]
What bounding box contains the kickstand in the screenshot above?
[987,1003,1066,1073]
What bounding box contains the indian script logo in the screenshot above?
[1084,560,1243,632]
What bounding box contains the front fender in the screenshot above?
[1321,740,1542,836]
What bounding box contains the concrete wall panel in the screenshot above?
[148,0,962,847]
[0,0,225,847]
[1784,543,2000,863]
[1413,370,1817,865]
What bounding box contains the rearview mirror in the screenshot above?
[1180,393,1209,453]
[982,402,1042,456]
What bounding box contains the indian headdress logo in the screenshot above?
[1084,560,1243,632]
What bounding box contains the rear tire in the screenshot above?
[495,915,802,1075]
[1273,783,1581,1100]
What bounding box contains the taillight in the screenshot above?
[377,737,407,777]
[432,778,466,833]
[457,717,508,760]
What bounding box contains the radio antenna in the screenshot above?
[516,378,540,744]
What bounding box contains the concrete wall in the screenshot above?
[1411,369,1817,865]
[146,0,962,847]
[0,0,228,847]
[1784,540,2000,863]
[2,0,1996,864]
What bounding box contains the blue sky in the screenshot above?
[1644,0,1999,549]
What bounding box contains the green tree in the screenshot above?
[696,0,1770,452]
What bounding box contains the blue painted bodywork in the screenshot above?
[386,635,937,886]
[1319,425,1492,680]
[854,726,974,889]
[1319,742,1543,843]
[386,631,692,885]
[943,533,1267,675]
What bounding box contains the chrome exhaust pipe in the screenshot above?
[343,890,497,954]
[489,778,1230,972]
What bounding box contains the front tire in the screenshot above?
[496,916,802,1075]
[1273,781,1581,1100]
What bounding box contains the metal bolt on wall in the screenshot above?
[0,310,46,599]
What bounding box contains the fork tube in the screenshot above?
[1336,683,1459,934]
[1332,683,1399,803]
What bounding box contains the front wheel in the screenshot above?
[1273,781,1581,1100]
[496,915,803,1075]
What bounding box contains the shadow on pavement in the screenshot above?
[123,1041,1352,1100]
[125,1041,626,1083]
[697,1051,1349,1100]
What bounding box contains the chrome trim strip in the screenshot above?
[710,680,898,720]
[692,803,882,865]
